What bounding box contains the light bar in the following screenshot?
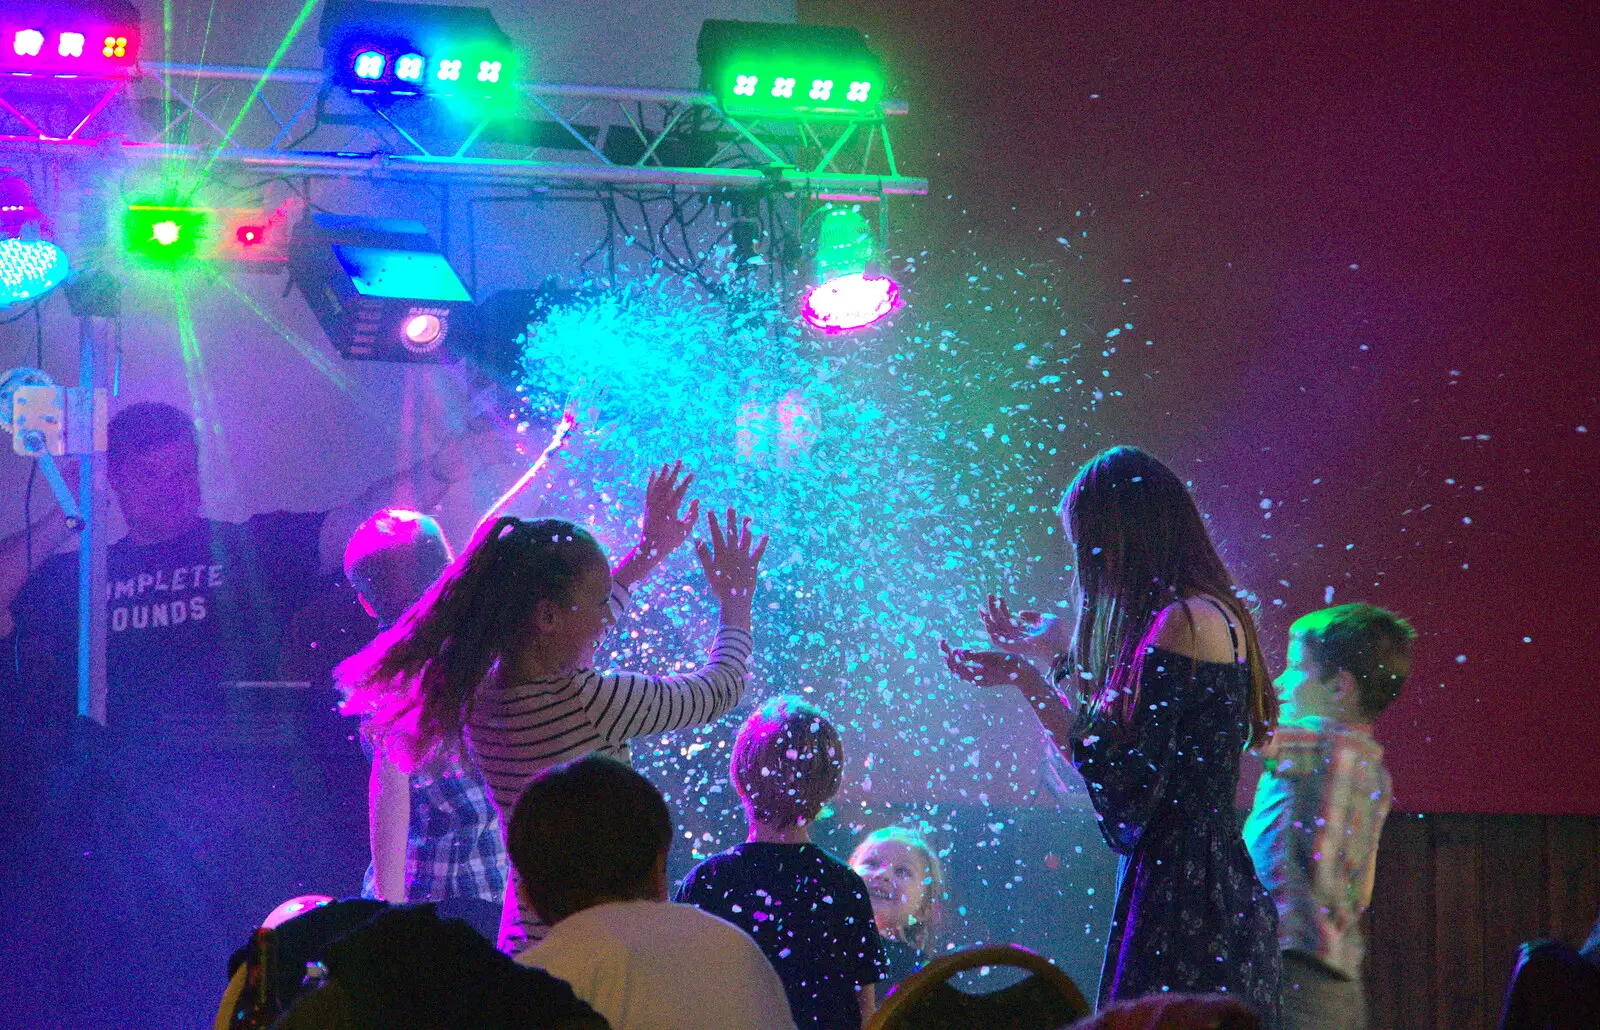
[1,0,140,78]
[120,199,299,268]
[697,20,883,120]
[319,0,515,100]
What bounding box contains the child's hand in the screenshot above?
[611,461,699,590]
[939,640,1046,691]
[980,594,1069,661]
[694,507,768,618]
[638,460,700,562]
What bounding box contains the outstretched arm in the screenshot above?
[317,434,484,576]
[940,641,1080,750]
[0,503,76,639]
[579,508,766,743]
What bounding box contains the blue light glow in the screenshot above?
[0,238,69,309]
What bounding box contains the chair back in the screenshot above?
[867,943,1090,1030]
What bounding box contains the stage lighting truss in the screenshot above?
[0,61,922,198]
[0,55,924,296]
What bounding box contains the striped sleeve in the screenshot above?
[577,623,753,745]
[607,579,632,621]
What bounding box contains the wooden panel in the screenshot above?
[1366,813,1434,1030]
[1544,816,1599,946]
[1479,814,1548,1020]
[1339,813,1599,1030]
[1432,814,1486,1030]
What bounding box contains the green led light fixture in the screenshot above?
[697,20,883,120]
[122,202,212,267]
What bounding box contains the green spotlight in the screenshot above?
[123,203,211,266]
[697,20,883,119]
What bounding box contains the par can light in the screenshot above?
[0,238,70,310]
[799,204,901,333]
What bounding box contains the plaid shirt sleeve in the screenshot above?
[406,759,509,904]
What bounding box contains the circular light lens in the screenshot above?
[403,313,443,347]
[150,220,181,246]
[800,273,900,333]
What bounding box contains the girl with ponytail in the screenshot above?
[941,446,1281,1026]
[339,462,768,953]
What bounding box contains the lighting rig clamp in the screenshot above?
[1,364,107,529]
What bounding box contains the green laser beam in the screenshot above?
[160,0,174,183]
[203,266,354,393]
[192,0,319,187]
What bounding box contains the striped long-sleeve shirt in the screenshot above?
[467,582,753,952]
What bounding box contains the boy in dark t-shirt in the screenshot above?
[675,697,884,1030]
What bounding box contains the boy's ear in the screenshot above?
[1333,669,1362,708]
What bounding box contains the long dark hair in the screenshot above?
[1063,446,1275,747]
[337,516,607,768]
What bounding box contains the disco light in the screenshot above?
[319,0,515,100]
[0,238,70,311]
[0,1,140,77]
[799,204,900,333]
[122,203,210,266]
[120,200,296,268]
[289,213,473,363]
[0,171,68,311]
[697,20,883,120]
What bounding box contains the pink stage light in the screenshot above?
[800,272,900,333]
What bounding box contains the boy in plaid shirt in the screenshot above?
[1245,603,1416,1030]
[346,509,508,937]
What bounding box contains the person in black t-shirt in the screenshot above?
[0,400,494,1029]
[3,401,484,725]
[674,697,885,1030]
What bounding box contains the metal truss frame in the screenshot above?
[0,63,927,201]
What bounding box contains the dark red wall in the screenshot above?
[803,0,1600,813]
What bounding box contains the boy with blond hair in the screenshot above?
[675,697,885,1030]
[1245,603,1417,1030]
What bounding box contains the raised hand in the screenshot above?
[694,507,768,619]
[611,460,700,590]
[638,460,699,562]
[939,640,1047,691]
[980,594,1069,661]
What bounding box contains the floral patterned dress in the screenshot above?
[1068,645,1282,1028]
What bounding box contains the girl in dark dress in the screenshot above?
[941,446,1281,1027]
